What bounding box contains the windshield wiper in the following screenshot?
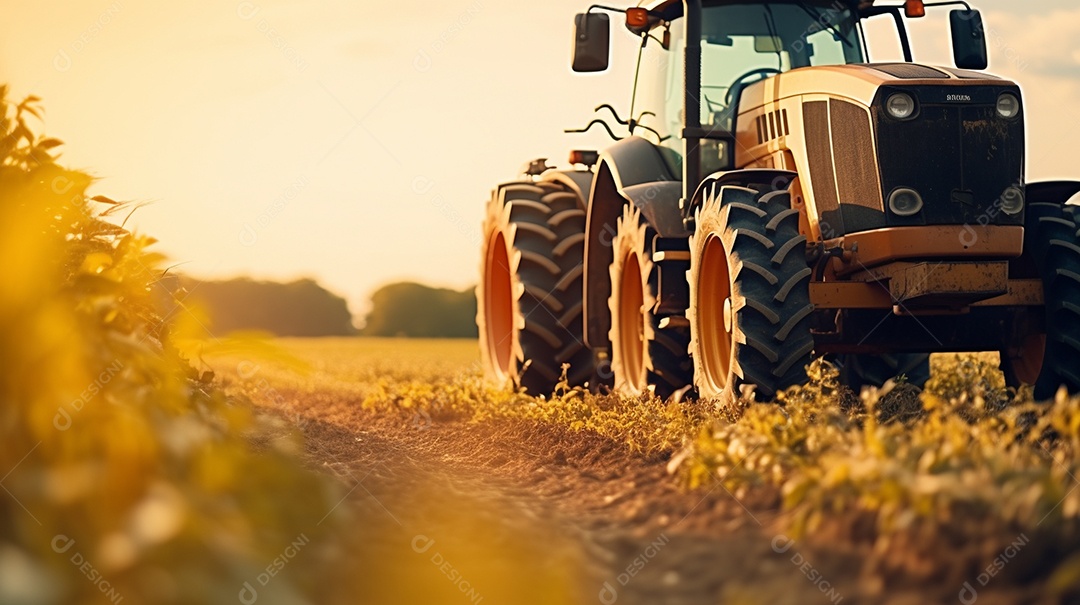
[792,0,854,49]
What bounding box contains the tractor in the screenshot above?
[477,0,1080,407]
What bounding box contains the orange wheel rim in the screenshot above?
[484,231,514,375]
[618,251,647,389]
[699,234,733,390]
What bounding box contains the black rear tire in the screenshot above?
[477,181,595,394]
[1001,202,1080,399]
[607,204,693,399]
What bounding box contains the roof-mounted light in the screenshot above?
[905,0,926,18]
[569,149,599,167]
[625,8,649,29]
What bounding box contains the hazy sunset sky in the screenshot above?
[3,1,1079,320]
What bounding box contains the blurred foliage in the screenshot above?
[361,282,477,338]
[161,276,356,337]
[0,87,363,604]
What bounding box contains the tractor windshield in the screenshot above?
[700,2,864,126]
[638,1,864,150]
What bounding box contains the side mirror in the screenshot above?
[572,13,610,73]
[950,10,988,70]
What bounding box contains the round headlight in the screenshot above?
[886,93,916,120]
[1000,186,1024,215]
[996,93,1021,119]
[889,188,924,217]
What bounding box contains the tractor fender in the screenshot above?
[539,169,593,208]
[1026,180,1080,205]
[582,136,681,350]
[685,169,798,223]
[621,181,689,238]
[491,171,592,210]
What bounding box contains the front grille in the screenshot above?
[873,85,1025,227]
[803,101,840,222]
[803,99,885,236]
[831,100,885,214]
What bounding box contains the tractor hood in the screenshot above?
[737,62,1026,237]
[740,62,1015,110]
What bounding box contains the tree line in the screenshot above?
[177,277,477,338]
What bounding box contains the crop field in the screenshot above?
[202,337,1080,604]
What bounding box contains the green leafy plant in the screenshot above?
[0,87,356,604]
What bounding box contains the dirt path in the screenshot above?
[236,382,1045,605]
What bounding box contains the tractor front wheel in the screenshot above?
[687,186,815,411]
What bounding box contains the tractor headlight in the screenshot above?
[996,93,1021,119]
[886,93,917,120]
[889,188,924,216]
[1000,186,1024,215]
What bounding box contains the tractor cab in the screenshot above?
[652,5,861,132]
[694,3,865,127]
[648,1,866,174]
[573,0,988,187]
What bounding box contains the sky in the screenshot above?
[2,1,1079,322]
